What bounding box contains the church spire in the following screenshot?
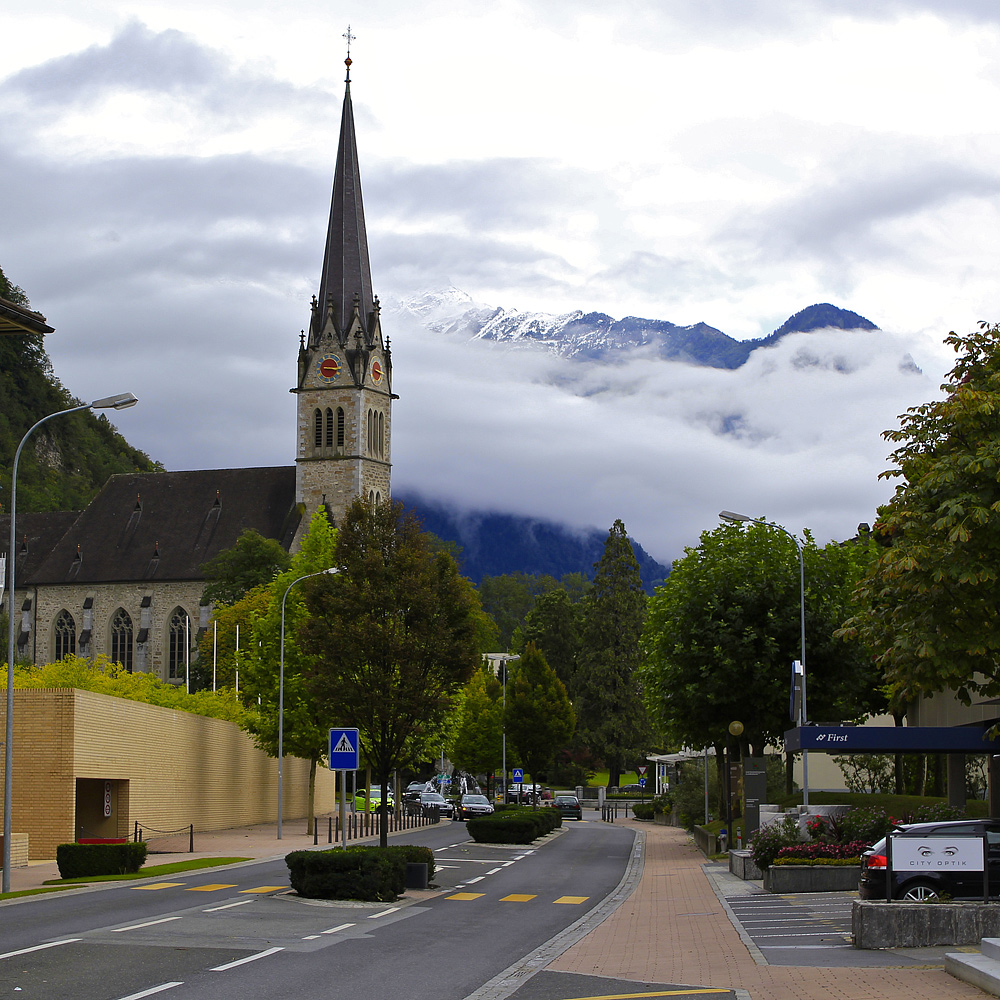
[316,32,374,342]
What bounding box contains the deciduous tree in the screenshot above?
[199,529,291,606]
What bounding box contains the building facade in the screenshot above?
[2,61,392,680]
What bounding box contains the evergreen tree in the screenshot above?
[506,643,575,794]
[520,587,583,697]
[450,666,504,784]
[574,519,650,788]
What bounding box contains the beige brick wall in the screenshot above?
[0,688,336,859]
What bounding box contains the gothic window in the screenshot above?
[314,408,323,448]
[336,407,345,448]
[368,490,375,505]
[378,411,385,458]
[168,608,189,681]
[325,408,334,447]
[375,491,381,505]
[54,610,76,660]
[110,608,134,673]
[366,409,373,453]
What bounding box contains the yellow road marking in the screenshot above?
[446,892,485,900]
[186,883,238,892]
[500,894,537,902]
[132,882,186,890]
[562,991,730,999]
[553,895,589,904]
[239,885,286,893]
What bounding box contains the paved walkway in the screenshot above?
[548,818,985,1000]
[5,817,990,999]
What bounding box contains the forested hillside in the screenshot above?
[0,266,160,514]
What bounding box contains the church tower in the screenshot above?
[293,49,394,530]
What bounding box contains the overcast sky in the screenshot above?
[2,1,999,565]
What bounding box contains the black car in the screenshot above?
[859,819,1000,901]
[418,791,454,819]
[553,794,583,820]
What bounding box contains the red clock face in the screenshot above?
[318,355,342,383]
[371,360,384,384]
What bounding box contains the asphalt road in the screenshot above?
[0,818,636,1000]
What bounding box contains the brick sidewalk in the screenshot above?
[548,819,984,1000]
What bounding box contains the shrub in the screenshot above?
[771,856,862,867]
[838,805,894,845]
[383,844,436,883]
[285,847,404,901]
[467,807,561,844]
[632,802,654,820]
[774,840,869,862]
[56,842,148,879]
[749,814,800,870]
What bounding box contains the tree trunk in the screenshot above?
[784,751,794,796]
[715,742,727,819]
[306,757,317,836]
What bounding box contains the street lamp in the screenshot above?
[719,510,809,807]
[277,567,338,839]
[4,393,138,892]
[499,654,519,804]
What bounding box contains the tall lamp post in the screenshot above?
[277,567,338,839]
[719,510,809,807]
[4,393,138,892]
[498,654,519,803]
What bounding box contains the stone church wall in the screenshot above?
[1,688,336,859]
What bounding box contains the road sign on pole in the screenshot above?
[329,728,360,771]
[512,768,524,783]
[637,765,648,775]
[639,777,647,787]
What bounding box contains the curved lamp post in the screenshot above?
[277,567,338,839]
[4,393,138,892]
[719,510,809,807]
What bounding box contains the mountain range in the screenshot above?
[391,289,878,369]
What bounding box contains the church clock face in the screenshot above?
[317,354,342,383]
[370,359,384,385]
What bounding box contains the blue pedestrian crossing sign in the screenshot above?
[512,768,524,783]
[329,728,360,770]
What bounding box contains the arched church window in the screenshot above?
[325,408,334,448]
[375,491,381,505]
[368,490,375,505]
[314,409,323,449]
[336,407,345,447]
[168,608,189,681]
[366,409,373,453]
[378,411,385,458]
[110,608,134,673]
[54,609,76,660]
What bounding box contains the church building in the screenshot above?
[2,57,394,679]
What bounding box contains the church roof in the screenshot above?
[0,295,54,335]
[26,466,300,586]
[0,511,80,585]
[316,70,375,338]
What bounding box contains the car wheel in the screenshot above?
[897,880,941,902]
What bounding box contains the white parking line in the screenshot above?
[211,947,284,971]
[115,984,184,1000]
[0,939,81,961]
[112,917,182,933]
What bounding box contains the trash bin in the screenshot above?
[405,862,428,890]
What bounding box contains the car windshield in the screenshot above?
[421,793,445,803]
[555,796,577,804]
[463,795,488,804]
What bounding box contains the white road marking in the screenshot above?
[486,868,502,874]
[211,947,284,971]
[115,984,184,1000]
[112,917,182,933]
[121,983,184,1000]
[367,907,399,919]
[322,923,355,934]
[465,876,485,884]
[203,899,254,912]
[0,939,81,961]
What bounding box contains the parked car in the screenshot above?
[418,791,454,818]
[859,819,1000,901]
[553,794,583,820]
[457,794,494,820]
[355,786,394,812]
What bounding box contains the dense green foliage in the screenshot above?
[574,520,650,787]
[56,841,148,878]
[844,323,1000,709]
[506,644,575,784]
[6,655,245,723]
[450,666,504,779]
[466,805,562,844]
[641,520,885,758]
[519,587,583,697]
[0,265,159,514]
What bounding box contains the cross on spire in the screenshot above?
[343,25,355,81]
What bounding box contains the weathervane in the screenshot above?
[344,24,355,81]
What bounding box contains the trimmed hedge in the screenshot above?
[467,807,562,844]
[771,856,862,867]
[56,841,148,878]
[285,844,436,901]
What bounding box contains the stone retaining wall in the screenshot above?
[853,900,1000,949]
[764,864,860,893]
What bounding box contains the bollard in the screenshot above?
[189,824,194,853]
[328,815,333,844]
[314,818,318,845]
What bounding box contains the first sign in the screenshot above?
[329,728,360,770]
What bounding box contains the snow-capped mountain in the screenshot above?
[388,288,879,370]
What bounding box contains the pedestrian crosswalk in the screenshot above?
[447,892,589,904]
